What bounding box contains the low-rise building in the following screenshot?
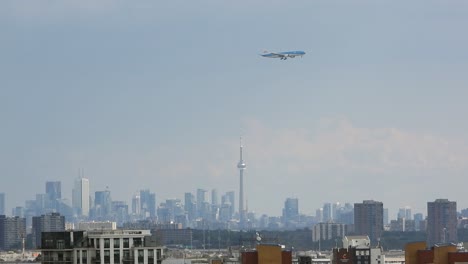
[40,229,165,264]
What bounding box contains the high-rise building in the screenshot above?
[398,206,412,220]
[72,177,90,217]
[323,203,332,222]
[354,200,383,245]
[383,208,389,225]
[414,213,424,231]
[184,192,196,222]
[313,222,346,242]
[94,190,112,219]
[140,190,156,218]
[427,199,457,246]
[237,137,247,229]
[211,189,218,206]
[32,212,65,248]
[0,215,26,250]
[46,181,62,200]
[0,193,4,215]
[282,198,299,222]
[131,193,141,216]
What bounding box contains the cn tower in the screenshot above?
[237,137,246,228]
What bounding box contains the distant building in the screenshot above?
[282,198,299,222]
[72,177,90,217]
[354,200,383,245]
[389,218,415,232]
[0,215,26,250]
[405,241,468,264]
[140,190,156,219]
[427,199,457,246]
[312,222,346,242]
[414,213,424,231]
[32,212,65,248]
[152,229,192,246]
[40,229,165,264]
[398,207,412,220]
[46,181,62,201]
[332,236,385,264]
[77,221,117,231]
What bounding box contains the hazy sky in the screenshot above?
[2,1,468,218]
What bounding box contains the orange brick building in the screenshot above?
[241,244,292,264]
[405,242,468,264]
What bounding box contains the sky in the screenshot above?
[1,0,468,218]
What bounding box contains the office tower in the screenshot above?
[45,181,61,200]
[383,208,389,225]
[398,206,412,220]
[112,201,129,225]
[0,215,26,250]
[312,222,346,242]
[0,193,5,215]
[32,212,65,248]
[332,202,341,220]
[414,213,423,231]
[94,190,112,219]
[223,191,235,218]
[211,189,219,206]
[184,192,196,222]
[354,200,383,245]
[322,203,332,222]
[237,137,247,228]
[282,198,299,222]
[132,193,141,216]
[336,203,354,225]
[72,177,90,217]
[140,189,156,218]
[196,188,210,219]
[196,189,206,211]
[427,199,457,246]
[316,208,323,222]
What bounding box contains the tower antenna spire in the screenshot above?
[237,136,247,229]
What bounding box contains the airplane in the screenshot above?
[260,50,306,60]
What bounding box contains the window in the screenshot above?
[56,240,65,249]
[134,238,142,247]
[138,250,144,264]
[104,239,110,248]
[123,238,129,248]
[114,250,120,263]
[114,238,120,248]
[104,250,110,264]
[123,250,130,260]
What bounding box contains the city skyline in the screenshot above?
[2,1,468,217]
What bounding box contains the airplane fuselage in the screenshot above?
[261,50,306,60]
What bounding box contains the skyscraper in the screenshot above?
[45,181,61,200]
[132,193,141,216]
[237,137,246,228]
[94,190,112,219]
[72,177,90,217]
[140,189,156,218]
[282,198,299,222]
[354,200,384,245]
[322,203,332,222]
[0,215,26,250]
[32,212,65,248]
[427,199,457,246]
